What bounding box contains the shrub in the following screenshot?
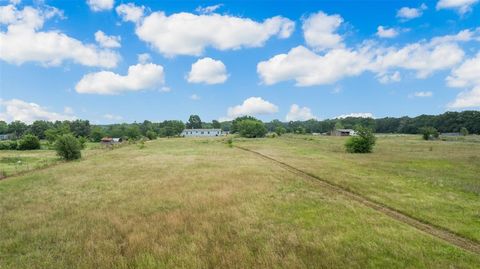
[237,120,268,138]
[146,130,157,140]
[0,140,18,150]
[275,126,286,136]
[266,132,278,138]
[226,137,233,148]
[55,134,82,160]
[17,134,41,150]
[78,136,88,149]
[460,127,469,136]
[345,127,376,153]
[420,127,439,140]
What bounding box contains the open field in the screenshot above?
[1,137,480,268]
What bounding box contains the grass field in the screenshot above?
[1,136,479,268]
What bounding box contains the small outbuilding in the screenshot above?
[332,129,356,136]
[100,137,123,145]
[181,129,224,137]
[0,134,14,141]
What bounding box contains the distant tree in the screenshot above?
[275,126,286,136]
[90,126,106,142]
[146,130,157,140]
[17,134,41,150]
[334,121,344,130]
[126,124,141,140]
[0,121,8,134]
[45,124,71,144]
[460,127,469,136]
[159,120,185,137]
[8,121,28,138]
[69,120,91,137]
[237,120,267,138]
[29,120,51,139]
[186,115,202,129]
[420,127,439,140]
[55,134,81,160]
[212,120,221,129]
[345,127,376,153]
[140,120,154,135]
[231,116,259,133]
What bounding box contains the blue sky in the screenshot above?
[1,0,479,124]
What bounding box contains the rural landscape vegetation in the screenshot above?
[1,0,480,268]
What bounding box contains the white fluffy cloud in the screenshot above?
[116,3,144,23]
[302,11,343,51]
[0,99,75,123]
[0,4,119,68]
[397,4,427,20]
[258,30,469,86]
[436,0,479,14]
[75,63,165,95]
[95,30,121,48]
[137,53,151,64]
[195,4,223,14]
[103,113,122,121]
[226,97,278,119]
[377,71,401,84]
[187,57,228,84]
[409,91,433,98]
[446,53,480,108]
[133,10,294,56]
[86,0,114,12]
[376,26,399,38]
[336,113,374,119]
[285,104,316,121]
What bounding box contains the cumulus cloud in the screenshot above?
[376,26,399,38]
[397,4,427,20]
[95,30,121,48]
[137,53,151,64]
[195,4,223,14]
[409,91,433,98]
[86,0,114,12]
[0,4,119,68]
[132,11,294,56]
[75,63,165,95]
[285,104,316,121]
[226,97,278,119]
[258,30,469,86]
[377,71,401,84]
[336,113,374,119]
[436,0,479,14]
[0,99,75,123]
[446,53,480,108]
[116,3,145,23]
[103,113,123,121]
[302,11,343,51]
[187,57,228,84]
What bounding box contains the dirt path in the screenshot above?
[235,145,480,255]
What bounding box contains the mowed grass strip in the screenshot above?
[236,135,480,243]
[0,138,479,268]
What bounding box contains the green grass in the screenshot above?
[1,137,479,268]
[236,134,480,242]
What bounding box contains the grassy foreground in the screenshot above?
[0,137,479,268]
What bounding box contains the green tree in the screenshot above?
[8,121,28,138]
[29,120,52,139]
[237,120,267,138]
[0,121,8,134]
[186,115,202,129]
[460,127,469,136]
[55,134,82,160]
[69,120,91,137]
[45,124,71,144]
[17,134,41,150]
[212,120,221,129]
[420,127,439,140]
[275,126,286,136]
[146,130,157,140]
[345,127,376,153]
[126,124,141,140]
[231,116,259,133]
[90,126,106,142]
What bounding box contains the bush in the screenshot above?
[0,140,18,150]
[345,127,376,153]
[460,127,469,136]
[226,137,233,148]
[237,120,268,138]
[266,132,278,138]
[275,126,286,136]
[17,134,41,150]
[78,136,88,149]
[146,130,157,140]
[420,127,439,140]
[55,134,82,160]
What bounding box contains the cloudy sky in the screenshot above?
[1,0,479,124]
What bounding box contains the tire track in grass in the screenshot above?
[235,145,480,255]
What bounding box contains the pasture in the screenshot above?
[0,136,479,268]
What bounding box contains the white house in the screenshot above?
[332,129,356,136]
[181,129,224,137]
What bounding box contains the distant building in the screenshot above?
[101,137,123,145]
[0,134,14,141]
[332,129,356,136]
[181,129,224,137]
[441,133,461,136]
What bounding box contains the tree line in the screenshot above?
[0,110,478,142]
